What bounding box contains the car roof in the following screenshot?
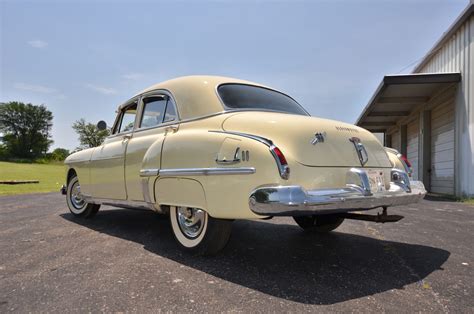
[133,75,271,120]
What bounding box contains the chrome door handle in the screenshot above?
[165,125,178,133]
[122,134,132,141]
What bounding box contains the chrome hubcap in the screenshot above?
[176,207,205,239]
[70,181,85,209]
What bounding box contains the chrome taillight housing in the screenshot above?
[270,145,290,180]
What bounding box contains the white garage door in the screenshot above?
[407,117,419,180]
[391,131,400,152]
[430,101,455,195]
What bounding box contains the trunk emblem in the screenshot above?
[311,132,326,145]
[349,137,369,166]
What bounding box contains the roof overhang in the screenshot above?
[356,73,461,132]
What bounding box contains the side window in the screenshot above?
[116,102,138,134]
[163,98,177,123]
[140,96,168,129]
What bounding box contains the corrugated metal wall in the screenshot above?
[430,96,455,194]
[416,14,473,196]
[407,117,420,181]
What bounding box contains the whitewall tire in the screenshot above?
[169,206,232,255]
[66,175,100,218]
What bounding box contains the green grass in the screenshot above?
[0,161,65,196]
[462,198,474,205]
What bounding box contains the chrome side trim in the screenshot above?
[140,167,256,177]
[141,177,152,203]
[159,167,255,176]
[83,197,159,212]
[209,130,290,180]
[209,130,273,147]
[140,169,159,177]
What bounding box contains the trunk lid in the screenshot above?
[221,112,392,168]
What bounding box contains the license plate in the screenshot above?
[367,170,385,193]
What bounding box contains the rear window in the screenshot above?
[217,84,308,116]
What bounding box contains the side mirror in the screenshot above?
[97,120,107,131]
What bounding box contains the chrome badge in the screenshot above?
[311,132,326,145]
[349,137,369,166]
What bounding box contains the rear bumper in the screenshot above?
[249,168,426,216]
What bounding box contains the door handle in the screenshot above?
[165,125,178,133]
[122,134,132,141]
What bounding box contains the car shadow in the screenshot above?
[61,208,450,305]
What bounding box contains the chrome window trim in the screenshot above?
[107,89,181,139]
[106,129,134,140]
[140,167,256,177]
[215,83,311,117]
[111,98,140,136]
[137,90,181,129]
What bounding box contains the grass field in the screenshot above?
[0,161,65,195]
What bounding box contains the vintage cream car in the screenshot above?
[63,76,426,255]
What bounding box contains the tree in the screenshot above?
[72,118,110,149]
[0,102,53,159]
[50,148,70,161]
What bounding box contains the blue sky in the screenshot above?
[0,0,469,150]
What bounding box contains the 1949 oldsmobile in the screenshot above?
[62,76,426,255]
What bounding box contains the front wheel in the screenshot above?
[66,175,100,218]
[169,206,232,255]
[293,214,344,233]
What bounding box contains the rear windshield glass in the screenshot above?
[217,84,308,116]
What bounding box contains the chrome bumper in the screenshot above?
[249,168,426,216]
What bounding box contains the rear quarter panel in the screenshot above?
[158,121,282,219]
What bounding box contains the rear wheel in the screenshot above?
[169,206,232,255]
[293,214,344,233]
[66,175,100,218]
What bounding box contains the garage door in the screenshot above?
[407,117,419,180]
[391,131,400,152]
[430,100,455,195]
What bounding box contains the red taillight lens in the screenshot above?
[401,154,412,168]
[272,146,287,165]
[270,145,290,179]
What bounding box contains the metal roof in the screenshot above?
[355,73,461,132]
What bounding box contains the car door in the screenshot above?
[89,99,138,200]
[125,92,179,201]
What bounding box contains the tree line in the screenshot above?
[0,102,110,162]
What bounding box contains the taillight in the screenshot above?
[270,145,290,179]
[401,154,412,168]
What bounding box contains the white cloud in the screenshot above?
[28,40,48,48]
[14,82,57,93]
[86,84,117,95]
[121,73,144,80]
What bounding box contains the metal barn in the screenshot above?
[357,1,474,197]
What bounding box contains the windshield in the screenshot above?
[217,84,309,116]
